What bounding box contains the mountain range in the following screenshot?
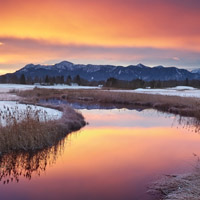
[1,61,200,82]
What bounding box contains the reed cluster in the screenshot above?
[0,104,85,153]
[18,88,200,120]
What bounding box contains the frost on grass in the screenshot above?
[0,102,85,153]
[131,86,200,98]
[0,101,62,126]
[0,83,100,93]
[110,86,200,99]
[148,159,200,200]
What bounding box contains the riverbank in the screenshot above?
[0,102,86,154]
[148,161,200,200]
[17,88,200,120]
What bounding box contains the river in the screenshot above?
[0,107,199,200]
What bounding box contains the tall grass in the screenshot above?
[0,104,85,153]
[17,88,200,120]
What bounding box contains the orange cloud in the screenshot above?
[1,0,200,49]
[0,0,200,73]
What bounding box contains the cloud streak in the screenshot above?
[0,0,200,48]
[0,37,200,74]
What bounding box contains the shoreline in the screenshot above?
[0,100,86,154]
[148,161,200,200]
[17,88,200,121]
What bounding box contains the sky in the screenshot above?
[0,0,200,74]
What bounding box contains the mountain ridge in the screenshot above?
[1,61,200,82]
[191,68,200,74]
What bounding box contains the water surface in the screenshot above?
[0,108,200,200]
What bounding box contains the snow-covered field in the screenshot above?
[111,86,200,98]
[0,84,100,93]
[0,101,62,126]
[0,84,199,99]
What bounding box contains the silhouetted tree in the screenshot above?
[60,75,64,84]
[10,74,19,84]
[27,76,33,84]
[0,75,7,83]
[106,77,117,87]
[66,75,72,85]
[20,74,26,84]
[45,75,49,84]
[74,75,81,85]
[34,76,40,83]
[155,80,162,88]
[185,78,189,86]
[150,80,156,88]
[50,76,56,85]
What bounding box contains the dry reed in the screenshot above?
[148,159,200,200]
[17,88,200,120]
[0,104,85,154]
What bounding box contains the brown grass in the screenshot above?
[148,160,200,200]
[17,88,200,120]
[0,104,85,153]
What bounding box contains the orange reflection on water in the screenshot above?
[38,109,200,200]
[60,126,200,174]
[1,109,200,200]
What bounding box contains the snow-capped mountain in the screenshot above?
[191,68,200,74]
[2,61,200,82]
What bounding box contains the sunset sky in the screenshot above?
[0,0,200,74]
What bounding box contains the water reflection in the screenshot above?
[0,108,198,186]
[0,107,200,200]
[175,116,200,133]
[39,98,145,111]
[0,140,65,184]
[39,98,200,133]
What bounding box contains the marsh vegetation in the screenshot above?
[0,104,85,154]
[148,158,200,200]
[17,88,200,120]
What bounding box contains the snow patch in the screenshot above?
[110,86,200,98]
[191,68,200,74]
[0,101,62,126]
[169,86,195,90]
[0,84,101,93]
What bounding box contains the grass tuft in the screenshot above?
[0,104,85,153]
[148,160,200,200]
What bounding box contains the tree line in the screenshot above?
[0,73,200,88]
[105,77,200,89]
[0,74,81,85]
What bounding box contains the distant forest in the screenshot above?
[1,73,200,89]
